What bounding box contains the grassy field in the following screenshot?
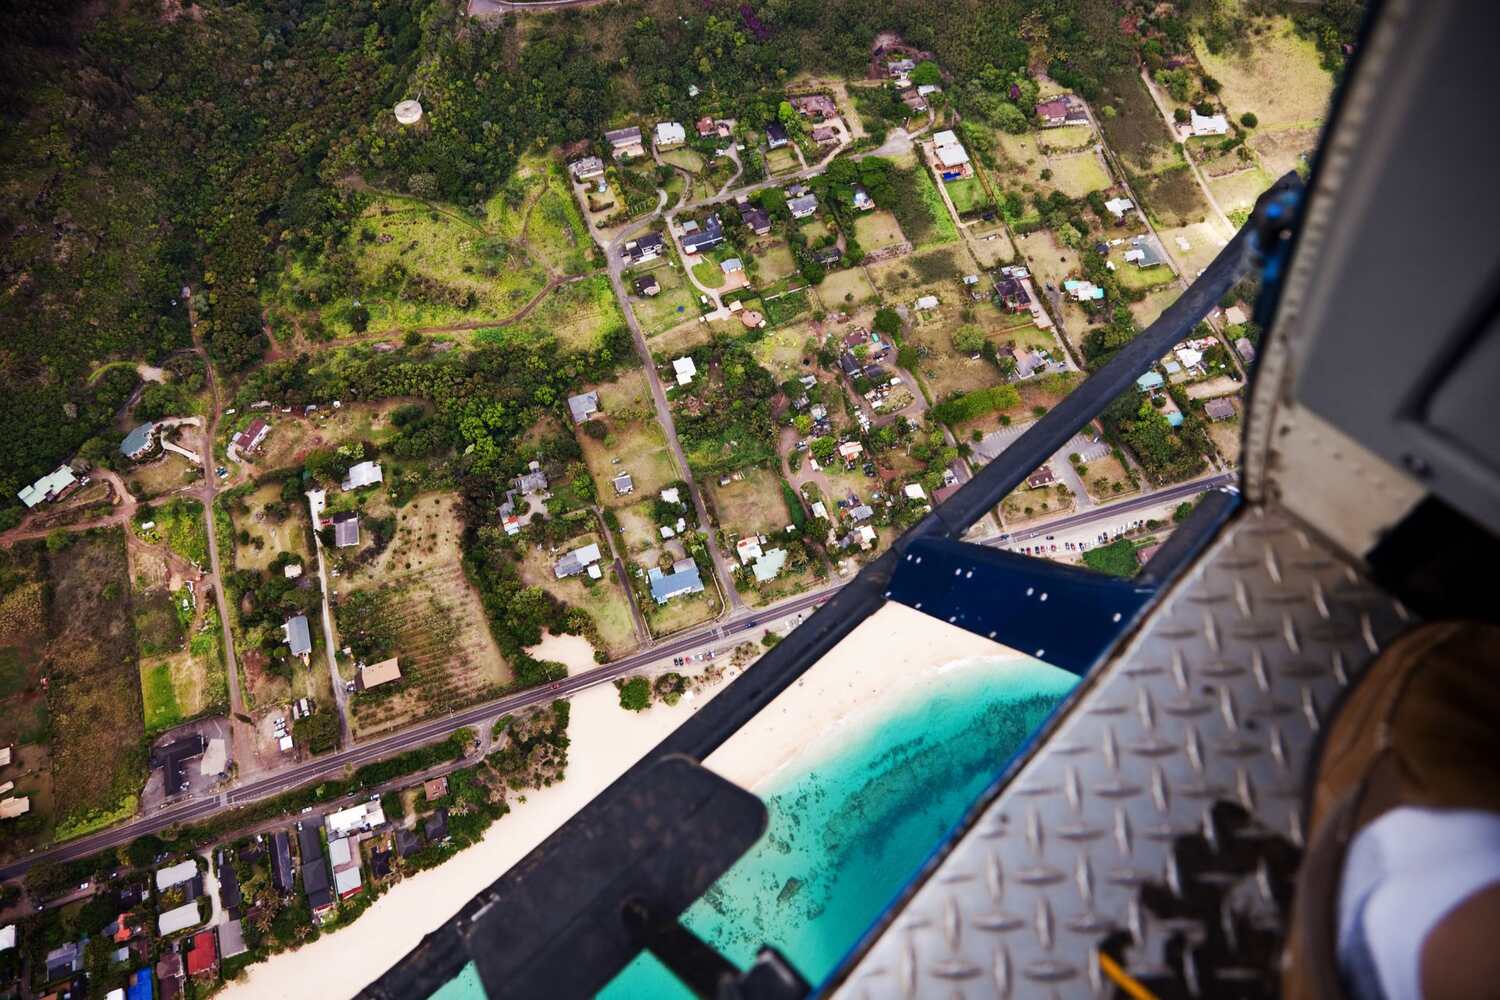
[536,274,627,352]
[766,147,800,174]
[1207,414,1243,467]
[799,218,833,243]
[1114,260,1177,292]
[644,575,720,636]
[1128,286,1184,328]
[1249,125,1320,179]
[482,156,591,275]
[751,240,799,285]
[1037,124,1095,152]
[136,498,208,567]
[1136,164,1213,228]
[44,530,148,837]
[1194,18,1333,129]
[1156,222,1231,275]
[865,244,975,305]
[578,368,679,505]
[968,229,1019,267]
[748,322,817,380]
[650,317,715,357]
[1048,151,1113,197]
[904,309,1044,402]
[628,261,697,335]
[853,210,906,251]
[692,260,727,288]
[231,480,312,572]
[139,621,225,735]
[945,176,993,214]
[516,529,638,656]
[1075,451,1136,501]
[904,161,960,249]
[709,467,793,536]
[661,148,705,173]
[123,453,199,500]
[1207,166,1275,213]
[816,266,879,311]
[1096,69,1180,175]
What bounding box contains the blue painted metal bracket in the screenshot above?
[885,537,1157,677]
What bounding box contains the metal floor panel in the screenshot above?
[831,506,1412,999]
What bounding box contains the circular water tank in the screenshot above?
[394,100,424,125]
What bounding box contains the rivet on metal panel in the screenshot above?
[1114,807,1133,858]
[1252,649,1271,693]
[1282,612,1301,654]
[1136,686,1156,733]
[1076,854,1094,906]
[1300,685,1320,732]
[1165,851,1182,899]
[1171,649,1189,693]
[1203,609,1221,654]
[985,849,1004,903]
[1128,898,1144,949]
[1331,649,1348,687]
[1263,542,1283,585]
[943,897,961,951]
[1360,611,1379,655]
[991,944,1012,998]
[1288,804,1305,849]
[1036,896,1055,951]
[898,939,916,998]
[1065,765,1082,813]
[1234,577,1252,618]
[1026,807,1043,857]
[1185,725,1204,774]
[1268,725,1287,772]
[1236,767,1256,812]
[1218,685,1240,733]
[1201,804,1219,855]
[1151,765,1168,814]
[1103,725,1120,772]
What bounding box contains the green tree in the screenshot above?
[1240,112,1258,128]
[872,308,902,338]
[995,102,1029,134]
[619,677,651,711]
[951,325,986,355]
[911,61,942,87]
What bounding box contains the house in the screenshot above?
[1204,397,1237,422]
[605,125,644,159]
[271,831,294,892]
[904,483,927,501]
[811,125,840,145]
[330,838,362,900]
[672,357,697,386]
[633,274,661,297]
[901,90,928,113]
[395,827,423,859]
[121,422,158,460]
[852,186,874,211]
[1137,371,1165,391]
[218,919,248,960]
[612,471,634,496]
[331,511,360,548]
[1225,305,1249,326]
[837,441,865,464]
[158,903,203,937]
[695,116,717,137]
[735,536,764,565]
[995,276,1030,312]
[17,464,79,508]
[369,847,393,880]
[1125,235,1167,268]
[1036,95,1087,127]
[1104,197,1134,219]
[424,776,449,800]
[217,850,242,916]
[156,952,185,1000]
[621,233,666,266]
[567,391,600,423]
[654,121,686,149]
[788,194,818,219]
[838,351,863,378]
[1190,111,1230,136]
[515,463,549,498]
[751,548,788,583]
[284,562,303,578]
[917,83,941,97]
[184,930,218,978]
[283,615,312,658]
[1026,465,1057,489]
[342,460,383,491]
[1167,410,1185,428]
[648,559,705,603]
[322,800,384,840]
[931,130,972,178]
[0,924,13,952]
[1175,346,1205,371]
[46,941,84,981]
[737,201,771,234]
[915,295,940,311]
[719,257,743,277]
[848,504,874,523]
[1063,279,1105,301]
[299,833,332,913]
[569,156,605,181]
[660,486,682,505]
[766,122,789,149]
[125,968,153,1000]
[0,796,30,819]
[424,808,451,843]
[1235,337,1257,364]
[152,735,206,798]
[815,246,842,266]
[554,542,603,579]
[232,419,270,456]
[887,58,916,77]
[679,214,725,255]
[358,657,402,691]
[156,859,200,893]
[790,94,838,120]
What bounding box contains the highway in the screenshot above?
[0,474,1233,882]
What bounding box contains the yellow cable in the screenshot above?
[1097,952,1161,1000]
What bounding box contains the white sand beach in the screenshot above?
[524,631,599,674]
[704,602,1020,791]
[222,604,1015,998]
[221,655,741,999]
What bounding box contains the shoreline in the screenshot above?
[221,643,743,1000]
[704,601,1021,793]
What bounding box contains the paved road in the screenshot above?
[990,473,1234,545]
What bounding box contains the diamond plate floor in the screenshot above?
[830,506,1412,999]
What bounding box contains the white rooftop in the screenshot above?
[156,860,198,892]
[660,487,681,504]
[673,357,697,386]
[158,902,202,936]
[326,800,385,839]
[904,483,927,500]
[655,121,686,145]
[342,460,383,491]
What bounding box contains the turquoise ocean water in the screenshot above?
[433,655,1078,999]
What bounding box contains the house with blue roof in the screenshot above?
[648,559,704,603]
[1136,371,1164,391]
[127,966,154,1000]
[1167,410,1184,427]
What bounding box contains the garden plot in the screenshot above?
[1207,416,1244,468]
[749,322,818,381]
[346,562,512,739]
